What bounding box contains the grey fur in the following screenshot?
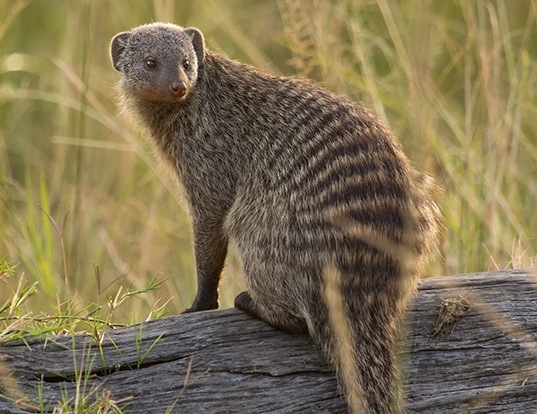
[110,22,442,414]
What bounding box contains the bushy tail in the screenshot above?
[322,265,369,413]
[316,172,441,413]
[317,265,402,414]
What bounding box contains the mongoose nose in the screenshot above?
[170,81,187,98]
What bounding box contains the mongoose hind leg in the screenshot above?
[234,291,258,316]
[235,291,307,334]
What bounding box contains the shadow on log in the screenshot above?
[1,268,536,413]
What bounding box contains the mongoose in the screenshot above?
[110,23,441,414]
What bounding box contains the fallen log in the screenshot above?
[0,268,536,413]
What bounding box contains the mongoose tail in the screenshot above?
[320,175,441,414]
[322,264,369,414]
[320,249,409,414]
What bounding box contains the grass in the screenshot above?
[0,0,535,391]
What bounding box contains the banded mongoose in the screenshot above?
[110,23,442,414]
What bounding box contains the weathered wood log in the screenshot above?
[0,268,536,413]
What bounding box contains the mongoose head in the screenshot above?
[110,23,205,104]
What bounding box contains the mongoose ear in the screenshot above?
[110,32,131,72]
[184,27,205,66]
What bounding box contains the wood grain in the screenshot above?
[0,268,536,413]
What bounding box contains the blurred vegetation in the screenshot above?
[1,0,536,327]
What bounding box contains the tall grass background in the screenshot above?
[1,0,536,328]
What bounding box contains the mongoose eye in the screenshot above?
[145,58,157,69]
[182,59,190,70]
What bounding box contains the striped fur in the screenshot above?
[111,23,442,413]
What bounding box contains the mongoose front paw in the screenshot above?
[182,299,219,313]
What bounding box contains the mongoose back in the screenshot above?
[110,23,441,414]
